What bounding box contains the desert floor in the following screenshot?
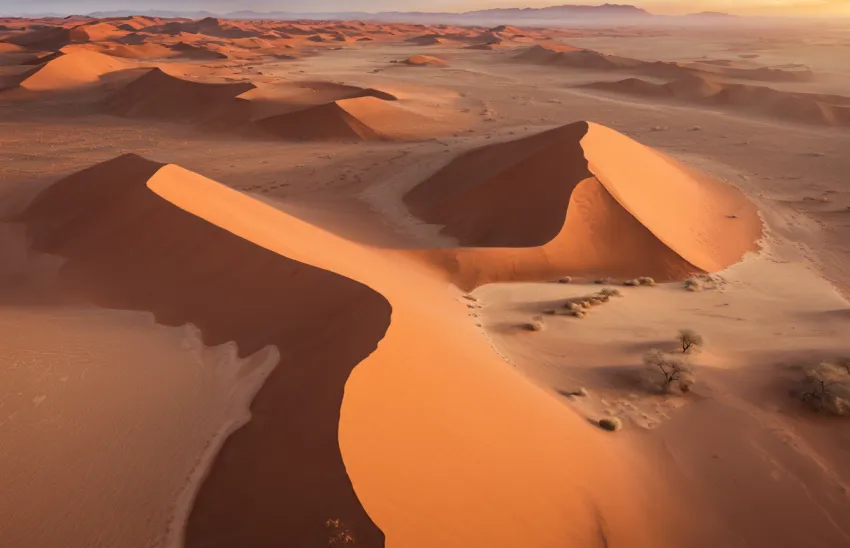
[1,15,849,548]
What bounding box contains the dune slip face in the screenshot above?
[19,154,392,548]
[405,121,761,288]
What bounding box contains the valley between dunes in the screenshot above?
[1,14,850,548]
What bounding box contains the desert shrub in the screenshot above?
[558,276,572,284]
[800,362,850,416]
[326,519,355,545]
[521,317,545,331]
[643,349,694,393]
[623,279,639,286]
[637,276,656,286]
[684,279,702,292]
[594,277,612,284]
[677,329,704,354]
[598,288,622,298]
[598,418,622,431]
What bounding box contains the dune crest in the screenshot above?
[19,154,391,548]
[14,48,127,92]
[405,121,761,287]
[107,67,255,124]
[402,55,448,67]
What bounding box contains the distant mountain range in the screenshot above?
[6,4,742,23]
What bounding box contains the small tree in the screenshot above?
[677,329,704,354]
[643,349,694,393]
[801,362,850,416]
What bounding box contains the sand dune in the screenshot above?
[402,55,448,67]
[12,48,127,92]
[19,153,391,548]
[517,44,814,83]
[2,26,90,49]
[406,121,761,287]
[585,75,850,127]
[107,68,255,124]
[256,100,385,141]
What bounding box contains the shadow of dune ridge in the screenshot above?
[18,153,391,548]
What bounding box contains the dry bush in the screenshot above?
[598,417,623,431]
[637,276,656,286]
[326,519,355,546]
[643,349,694,394]
[558,276,572,284]
[800,362,850,416]
[521,317,545,331]
[677,329,704,354]
[623,279,640,286]
[684,279,702,292]
[598,288,622,298]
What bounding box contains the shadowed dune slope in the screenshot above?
[406,121,760,287]
[2,26,89,49]
[15,48,127,91]
[107,68,256,124]
[585,76,850,127]
[256,100,385,141]
[19,154,391,548]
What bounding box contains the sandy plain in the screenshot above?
[0,13,849,548]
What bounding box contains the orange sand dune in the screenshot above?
[2,26,89,49]
[585,75,850,127]
[19,154,391,548]
[12,48,127,92]
[402,55,448,67]
[107,68,255,124]
[256,100,385,141]
[406,121,761,287]
[240,80,397,120]
[18,153,673,548]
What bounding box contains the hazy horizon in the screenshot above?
[2,0,849,17]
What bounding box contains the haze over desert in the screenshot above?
[1,3,849,548]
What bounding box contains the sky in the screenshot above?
[2,0,849,16]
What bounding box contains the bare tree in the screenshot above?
[801,362,850,416]
[677,329,704,354]
[643,349,694,393]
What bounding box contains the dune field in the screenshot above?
[1,12,850,548]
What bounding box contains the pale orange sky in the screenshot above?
[451,0,850,15]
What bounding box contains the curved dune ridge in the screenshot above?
[12,48,128,92]
[405,121,761,287]
[19,154,391,548]
[585,75,850,127]
[107,67,256,124]
[256,99,385,141]
[19,153,681,548]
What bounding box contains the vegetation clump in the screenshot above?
[598,418,623,431]
[643,349,695,394]
[624,277,656,287]
[800,362,850,416]
[326,519,355,546]
[677,329,705,354]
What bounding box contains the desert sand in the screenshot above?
[1,12,849,548]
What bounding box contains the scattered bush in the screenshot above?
[800,362,850,416]
[598,418,623,431]
[326,519,355,545]
[594,277,612,284]
[643,349,694,394]
[637,276,656,286]
[521,318,545,332]
[558,276,572,284]
[677,329,704,354]
[684,279,702,292]
[598,288,622,298]
[623,279,640,286]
